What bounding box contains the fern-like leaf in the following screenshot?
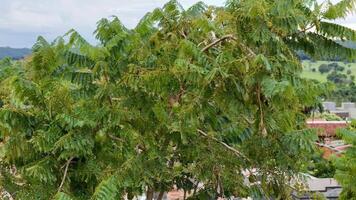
[91,175,119,200]
[319,21,356,41]
[323,0,356,20]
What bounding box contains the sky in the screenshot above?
[0,0,355,48]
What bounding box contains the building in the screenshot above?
[322,102,356,119]
[306,120,347,137]
[292,176,342,200]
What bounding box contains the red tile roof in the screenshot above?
[306,120,347,137]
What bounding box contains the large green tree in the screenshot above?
[0,0,355,199]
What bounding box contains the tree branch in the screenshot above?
[58,157,74,193]
[157,191,165,200]
[197,129,250,162]
[146,187,154,200]
[256,84,267,137]
[201,34,257,58]
[202,34,236,52]
[108,134,124,142]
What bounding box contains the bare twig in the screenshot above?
[108,134,124,142]
[58,157,74,193]
[180,30,187,39]
[197,129,251,163]
[103,71,113,106]
[201,34,257,58]
[256,85,267,137]
[202,34,236,52]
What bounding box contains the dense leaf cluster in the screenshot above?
[0,0,355,199]
[335,121,356,200]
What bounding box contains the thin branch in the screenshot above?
[197,129,251,163]
[103,71,113,106]
[58,157,74,193]
[202,34,236,52]
[180,29,187,39]
[108,134,124,142]
[256,85,267,137]
[239,43,257,57]
[288,24,315,38]
[201,34,257,58]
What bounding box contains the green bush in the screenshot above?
[319,112,342,121]
[318,64,332,74]
[308,150,336,178]
[327,71,349,84]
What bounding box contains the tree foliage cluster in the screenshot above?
[326,71,352,84]
[329,84,356,103]
[0,0,355,199]
[335,120,356,200]
[322,63,356,102]
[318,62,345,74]
[307,150,336,178]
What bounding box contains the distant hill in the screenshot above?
[0,47,31,60]
[302,60,356,82]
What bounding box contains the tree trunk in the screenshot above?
[157,191,165,200]
[146,187,154,200]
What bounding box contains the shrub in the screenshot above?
[336,65,345,72]
[318,64,331,73]
[327,72,348,84]
[319,112,342,121]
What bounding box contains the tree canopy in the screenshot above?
[0,0,355,199]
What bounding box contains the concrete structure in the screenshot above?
[292,177,342,200]
[322,101,356,119]
[323,102,336,111]
[341,102,355,110]
[331,110,350,119]
[349,108,356,119]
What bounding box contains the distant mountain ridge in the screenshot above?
[0,47,31,60]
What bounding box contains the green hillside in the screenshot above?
[302,60,356,82]
[0,47,31,60]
